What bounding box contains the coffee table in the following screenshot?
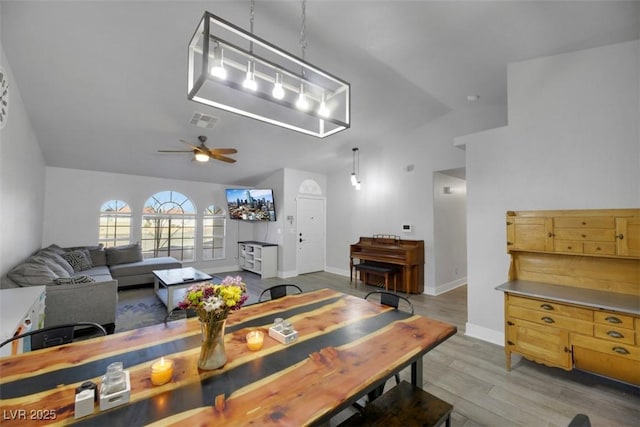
[153,267,213,313]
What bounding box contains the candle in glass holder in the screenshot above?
[246,330,264,351]
[150,357,174,386]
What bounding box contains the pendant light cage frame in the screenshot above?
[188,11,350,138]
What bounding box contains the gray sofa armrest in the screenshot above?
[44,279,118,330]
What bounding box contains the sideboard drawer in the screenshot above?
[507,295,592,321]
[583,242,616,255]
[594,311,636,329]
[593,324,636,345]
[508,305,592,335]
[553,216,615,229]
[572,333,640,362]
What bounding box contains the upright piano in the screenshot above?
[350,236,425,294]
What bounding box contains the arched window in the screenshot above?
[203,204,226,260]
[99,200,131,248]
[141,191,196,261]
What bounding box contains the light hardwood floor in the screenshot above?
[238,270,640,427]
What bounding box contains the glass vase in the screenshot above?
[198,318,227,370]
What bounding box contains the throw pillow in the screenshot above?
[62,250,93,272]
[53,275,96,285]
[7,261,58,286]
[64,245,107,267]
[105,243,143,266]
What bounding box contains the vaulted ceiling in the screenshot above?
[2,1,638,185]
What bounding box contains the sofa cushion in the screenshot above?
[54,275,96,285]
[7,261,58,286]
[106,243,143,266]
[43,244,67,256]
[30,255,72,279]
[88,247,107,267]
[35,248,75,275]
[81,266,113,282]
[62,250,93,272]
[109,256,182,278]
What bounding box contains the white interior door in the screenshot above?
[297,197,325,274]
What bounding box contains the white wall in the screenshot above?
[42,167,240,274]
[255,168,327,278]
[433,172,467,294]
[0,40,46,276]
[325,106,505,294]
[461,40,640,345]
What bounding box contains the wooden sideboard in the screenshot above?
[497,209,640,385]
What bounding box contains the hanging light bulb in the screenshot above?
[296,83,309,110]
[210,45,227,80]
[272,73,285,100]
[194,152,210,162]
[242,60,257,91]
[318,92,330,117]
[355,180,361,191]
[350,147,359,187]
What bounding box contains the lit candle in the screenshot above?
[246,330,264,351]
[150,357,174,386]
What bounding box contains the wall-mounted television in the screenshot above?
[225,188,277,222]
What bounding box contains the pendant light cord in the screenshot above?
[299,0,307,62]
[249,0,255,53]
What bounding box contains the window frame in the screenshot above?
[202,204,226,261]
[98,200,131,248]
[141,191,196,262]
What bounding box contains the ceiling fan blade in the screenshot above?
[208,148,238,155]
[179,139,200,150]
[211,154,236,163]
[158,150,193,153]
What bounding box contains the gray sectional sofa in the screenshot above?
[0,243,181,333]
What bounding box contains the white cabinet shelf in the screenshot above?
[238,241,277,278]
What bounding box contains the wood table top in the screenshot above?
[0,288,457,426]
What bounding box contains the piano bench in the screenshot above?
[339,381,453,427]
[353,264,400,292]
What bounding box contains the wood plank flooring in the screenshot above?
[237,270,640,427]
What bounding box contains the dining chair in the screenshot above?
[364,290,414,315]
[363,291,415,403]
[258,284,303,302]
[0,322,107,352]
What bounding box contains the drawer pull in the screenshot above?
[616,233,624,240]
[540,304,554,311]
[605,316,622,324]
[581,234,586,238]
[607,331,624,339]
[548,232,555,238]
[612,347,630,355]
[541,316,555,324]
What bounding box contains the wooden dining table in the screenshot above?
[0,288,457,426]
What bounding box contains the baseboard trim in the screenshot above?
[465,322,504,347]
[325,266,349,277]
[433,277,467,295]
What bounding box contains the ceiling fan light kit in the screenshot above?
[187,7,350,138]
[158,136,237,164]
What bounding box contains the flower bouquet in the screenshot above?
[178,276,248,370]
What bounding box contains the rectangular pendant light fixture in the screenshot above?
[188,11,350,138]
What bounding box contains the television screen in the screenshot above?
[226,188,277,221]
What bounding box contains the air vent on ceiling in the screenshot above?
[190,112,219,129]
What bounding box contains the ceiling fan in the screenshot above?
[158,136,237,163]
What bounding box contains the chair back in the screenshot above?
[258,284,303,302]
[0,322,107,352]
[365,291,414,315]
